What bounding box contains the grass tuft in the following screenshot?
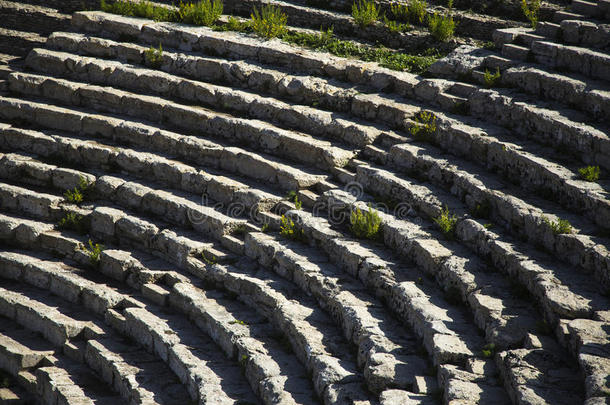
[352,0,380,28]
[434,205,457,239]
[521,0,541,28]
[280,215,304,241]
[578,165,600,182]
[179,0,223,26]
[483,67,501,88]
[350,204,382,240]
[409,110,437,142]
[542,216,573,235]
[251,4,288,39]
[84,239,104,266]
[145,43,163,68]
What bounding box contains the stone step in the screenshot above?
[530,39,610,82]
[560,19,610,50]
[0,98,326,191]
[535,21,561,39]
[0,27,45,57]
[493,27,533,47]
[45,30,607,214]
[0,1,70,35]
[502,63,610,122]
[0,240,261,404]
[497,347,584,404]
[243,232,434,395]
[0,203,373,404]
[571,0,603,17]
[501,43,530,61]
[355,162,610,292]
[25,47,377,150]
[553,10,589,23]
[565,318,610,399]
[6,71,354,172]
[0,327,54,376]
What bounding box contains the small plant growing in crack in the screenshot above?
[286,191,302,210]
[542,216,573,235]
[64,176,93,205]
[434,206,458,239]
[229,319,247,325]
[280,215,304,241]
[350,204,382,240]
[481,343,496,358]
[261,223,270,233]
[578,165,600,182]
[250,4,287,39]
[231,223,248,236]
[202,251,218,265]
[145,43,164,68]
[352,0,380,28]
[57,212,86,234]
[521,0,541,28]
[483,67,501,88]
[409,110,437,142]
[83,239,104,266]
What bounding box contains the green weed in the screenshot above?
[434,205,457,238]
[179,0,223,26]
[57,212,86,234]
[229,319,247,325]
[428,12,455,42]
[261,223,270,233]
[84,239,104,266]
[350,204,382,240]
[352,0,380,27]
[481,343,496,358]
[280,215,304,241]
[100,0,179,21]
[64,176,92,205]
[542,216,573,235]
[251,4,287,39]
[390,0,426,25]
[383,15,410,33]
[521,0,541,28]
[483,67,501,88]
[578,165,600,182]
[145,43,164,68]
[202,251,218,265]
[409,110,437,142]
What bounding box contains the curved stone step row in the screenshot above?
[1,107,592,400]
[0,223,268,405]
[570,0,610,20]
[0,158,439,403]
[0,282,126,404]
[2,58,606,288]
[20,40,610,241]
[0,97,325,192]
[0,253,192,405]
[5,71,354,173]
[223,0,521,42]
[287,191,597,404]
[496,26,610,82]
[0,27,45,57]
[356,157,610,306]
[0,145,508,402]
[344,166,610,401]
[359,131,610,286]
[0,195,375,404]
[24,47,377,150]
[1,233,319,405]
[1,63,604,316]
[0,1,70,36]
[61,13,610,194]
[278,0,562,25]
[552,18,610,50]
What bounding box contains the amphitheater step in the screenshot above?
[0,1,70,35]
[0,28,45,57]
